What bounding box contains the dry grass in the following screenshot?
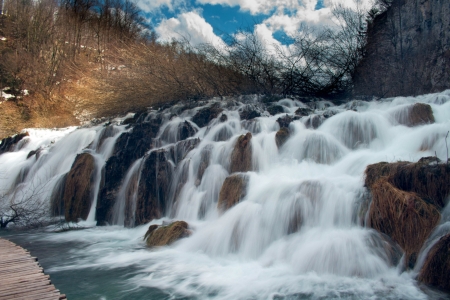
[365,159,450,208]
[368,178,440,268]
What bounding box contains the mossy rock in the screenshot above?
[145,221,190,247]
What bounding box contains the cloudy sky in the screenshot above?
[139,0,373,48]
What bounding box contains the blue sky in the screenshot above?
[138,0,372,49]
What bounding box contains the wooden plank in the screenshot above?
[0,238,67,300]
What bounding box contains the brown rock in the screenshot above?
[218,174,249,211]
[229,132,252,173]
[275,127,290,148]
[63,153,96,222]
[145,221,190,247]
[418,233,450,291]
[368,178,440,268]
[394,103,435,127]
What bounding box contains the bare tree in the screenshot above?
[0,182,49,228]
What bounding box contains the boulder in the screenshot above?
[367,177,440,268]
[196,146,212,186]
[240,109,261,120]
[275,127,290,148]
[395,103,435,127]
[96,117,161,225]
[192,105,223,128]
[63,153,96,222]
[134,149,173,225]
[418,233,450,291]
[303,115,325,129]
[230,132,252,173]
[169,138,200,165]
[0,132,29,155]
[267,105,285,115]
[295,107,313,116]
[276,115,295,128]
[145,221,190,247]
[218,174,249,211]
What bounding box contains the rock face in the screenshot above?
[0,132,29,155]
[229,133,252,173]
[354,0,450,97]
[418,233,450,291]
[135,149,173,225]
[96,117,161,225]
[63,153,96,222]
[364,158,450,268]
[145,221,190,247]
[217,174,249,211]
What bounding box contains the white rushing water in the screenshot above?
[2,91,450,299]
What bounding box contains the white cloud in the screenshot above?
[196,0,301,15]
[156,11,226,48]
[136,0,173,13]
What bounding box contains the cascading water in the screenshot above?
[1,91,450,299]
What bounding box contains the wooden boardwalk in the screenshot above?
[0,238,66,300]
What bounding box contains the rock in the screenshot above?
[267,105,285,115]
[367,177,440,269]
[196,145,212,186]
[192,105,223,128]
[95,124,120,150]
[392,103,435,127]
[219,113,228,122]
[275,127,290,148]
[96,118,161,225]
[160,120,197,143]
[229,132,252,173]
[418,233,450,291]
[145,221,190,247]
[178,121,197,141]
[135,149,173,225]
[295,107,313,116]
[276,115,295,128]
[169,138,200,166]
[240,109,261,120]
[365,159,450,209]
[50,174,67,216]
[217,174,249,211]
[407,103,435,127]
[0,132,29,155]
[303,115,325,129]
[63,153,96,222]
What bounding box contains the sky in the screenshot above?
[138,0,374,49]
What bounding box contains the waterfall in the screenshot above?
[1,91,450,298]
